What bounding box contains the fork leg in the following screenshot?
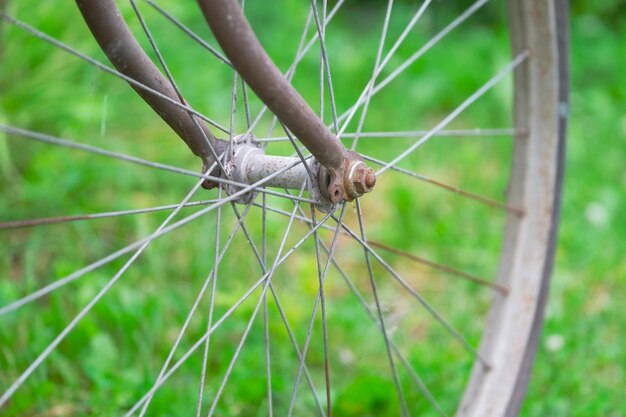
[76,0,225,188]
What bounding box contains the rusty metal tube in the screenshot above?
[197,0,346,172]
[76,0,219,173]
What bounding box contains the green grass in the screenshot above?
[0,1,624,416]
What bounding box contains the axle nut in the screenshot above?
[345,161,376,199]
[353,166,376,195]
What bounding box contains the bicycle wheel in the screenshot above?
[0,1,568,416]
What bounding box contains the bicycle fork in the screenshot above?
[76,0,376,209]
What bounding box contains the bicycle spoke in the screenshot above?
[0,158,315,317]
[310,206,333,417]
[250,203,332,231]
[241,78,253,129]
[0,124,214,179]
[228,72,239,159]
[281,125,316,186]
[369,0,489,104]
[377,51,528,176]
[0,125,316,205]
[0,200,219,230]
[336,0,484,133]
[375,0,433,83]
[284,200,402,416]
[332,217,491,369]
[263,289,273,417]
[239,0,250,131]
[194,189,223,417]
[136,199,254,416]
[205,184,306,416]
[0,199,214,318]
[125,276,267,417]
[311,0,338,132]
[316,0,325,120]
[288,0,346,80]
[196,53,241,412]
[257,128,520,143]
[192,36,244,409]
[250,0,346,139]
[122,218,448,417]
[286,287,324,415]
[361,153,524,215]
[143,0,270,135]
[143,0,231,66]
[265,6,314,140]
[368,241,508,295]
[337,0,433,137]
[228,203,327,417]
[0,193,306,230]
[328,250,448,417]
[287,197,446,416]
[130,0,228,175]
[0,177,207,407]
[287,204,348,417]
[348,0,394,150]
[249,202,505,293]
[269,286,329,416]
[355,198,410,416]
[125,192,333,417]
[261,192,272,416]
[0,13,230,135]
[206,293,267,417]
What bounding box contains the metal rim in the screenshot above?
[457,1,568,415]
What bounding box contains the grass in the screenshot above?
[0,1,624,416]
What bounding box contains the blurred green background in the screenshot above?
[0,0,624,416]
